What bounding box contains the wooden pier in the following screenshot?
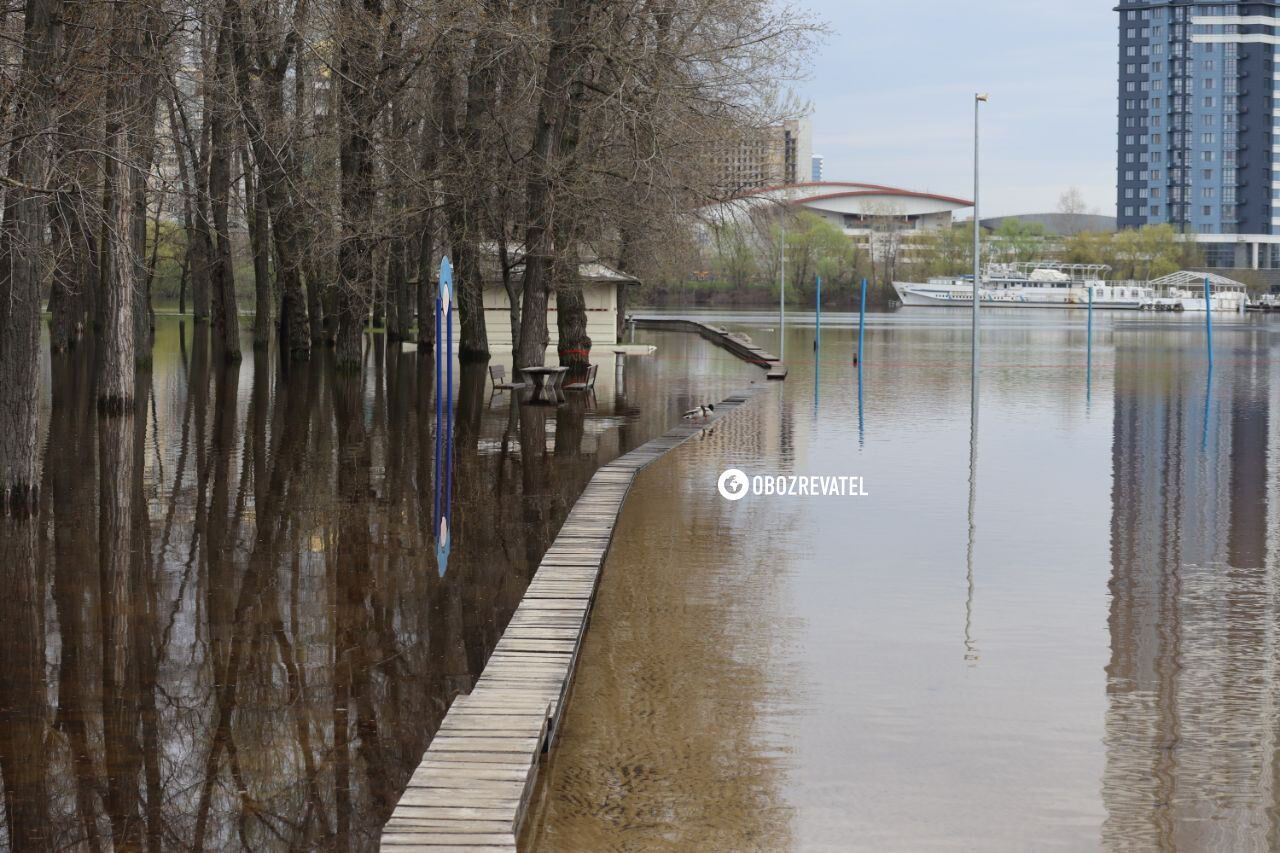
[628,316,786,378]
[380,388,764,851]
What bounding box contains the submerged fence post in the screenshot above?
[1204,276,1214,372]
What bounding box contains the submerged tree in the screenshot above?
[0,0,61,510]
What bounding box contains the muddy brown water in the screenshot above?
[523,310,1280,852]
[0,319,756,851]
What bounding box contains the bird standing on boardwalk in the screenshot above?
[682,404,715,419]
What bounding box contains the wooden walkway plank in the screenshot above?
[380,387,765,851]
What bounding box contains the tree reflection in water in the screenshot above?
[0,324,749,851]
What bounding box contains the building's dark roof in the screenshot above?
[979,213,1117,236]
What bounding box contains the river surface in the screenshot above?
[0,319,757,851]
[524,307,1280,852]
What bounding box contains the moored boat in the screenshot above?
[894,263,1154,310]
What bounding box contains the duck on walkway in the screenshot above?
[682,404,715,419]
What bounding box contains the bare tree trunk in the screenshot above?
[387,231,410,341]
[499,238,520,353]
[99,131,137,412]
[450,2,507,362]
[0,0,60,511]
[415,51,450,351]
[518,0,589,369]
[0,516,50,843]
[178,244,189,314]
[98,393,143,849]
[48,120,98,351]
[371,268,385,328]
[224,3,310,359]
[244,147,272,349]
[385,99,411,343]
[167,88,213,324]
[555,242,591,368]
[130,29,162,362]
[451,235,488,359]
[208,17,241,361]
[99,3,139,415]
[333,0,383,368]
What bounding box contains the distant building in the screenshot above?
[811,154,824,182]
[700,181,973,260]
[713,117,812,194]
[1116,1,1280,269]
[980,213,1118,236]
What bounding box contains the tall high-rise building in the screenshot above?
[714,117,812,194]
[812,154,825,182]
[1116,2,1280,268]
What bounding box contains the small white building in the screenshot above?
[461,258,639,348]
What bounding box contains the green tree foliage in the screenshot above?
[904,222,974,279]
[1063,224,1200,279]
[709,221,760,293]
[991,219,1049,263]
[783,212,860,303]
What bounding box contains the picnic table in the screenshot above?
[520,366,571,404]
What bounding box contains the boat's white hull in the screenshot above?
[1163,291,1250,313]
[893,282,1144,310]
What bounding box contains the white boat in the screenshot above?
[894,263,1154,310]
[1147,271,1250,313]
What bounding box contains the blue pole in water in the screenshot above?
[445,299,454,530]
[815,275,822,352]
[435,257,455,576]
[1204,276,1214,372]
[433,286,443,532]
[857,277,867,364]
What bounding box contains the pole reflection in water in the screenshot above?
[856,357,865,449]
[813,342,820,412]
[0,320,755,851]
[1086,285,1094,408]
[965,356,979,664]
[1202,367,1213,454]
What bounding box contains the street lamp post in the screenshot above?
[779,214,786,361]
[972,93,988,390]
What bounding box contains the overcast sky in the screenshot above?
[791,0,1116,218]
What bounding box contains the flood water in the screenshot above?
[0,319,757,851]
[522,308,1280,852]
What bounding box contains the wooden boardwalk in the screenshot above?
[380,389,764,851]
[628,316,786,377]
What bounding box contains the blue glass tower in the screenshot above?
[1117,2,1280,268]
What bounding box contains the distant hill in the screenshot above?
[979,213,1116,236]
